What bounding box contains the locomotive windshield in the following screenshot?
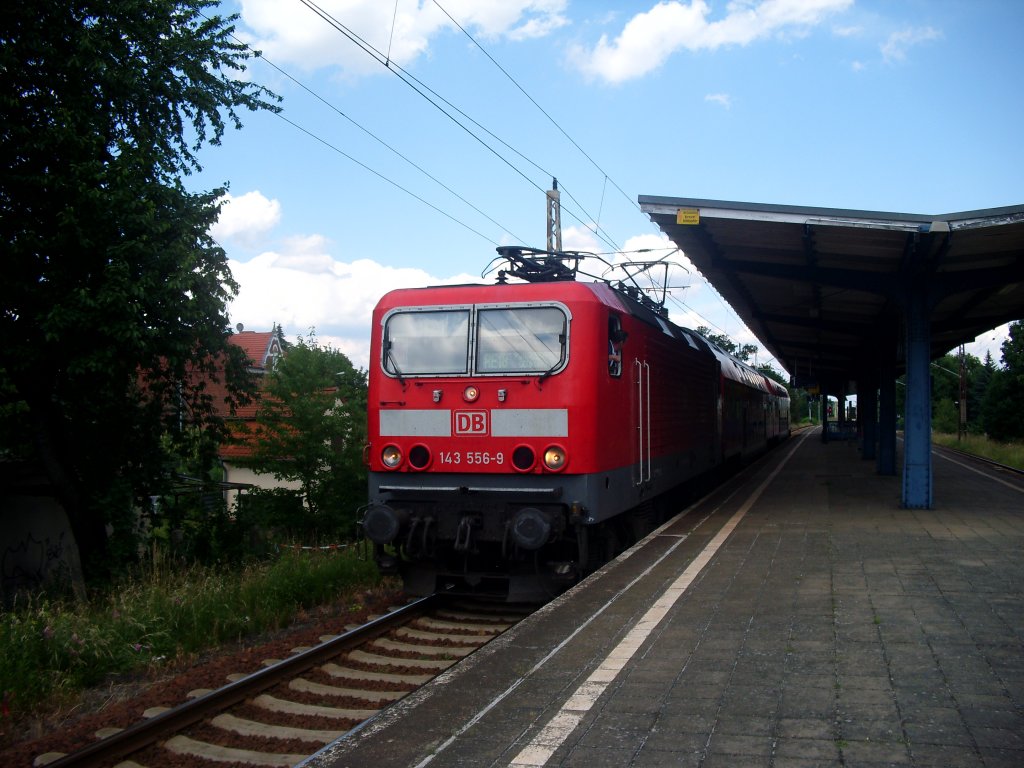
[383,309,470,375]
[382,304,568,377]
[477,307,565,373]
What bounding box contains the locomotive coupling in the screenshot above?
[362,503,408,545]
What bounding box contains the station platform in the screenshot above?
[303,428,1024,768]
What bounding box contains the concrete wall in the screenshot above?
[1,495,85,604]
[222,461,302,510]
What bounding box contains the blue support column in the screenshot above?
[860,375,877,461]
[902,288,932,508]
[877,365,897,475]
[821,390,831,442]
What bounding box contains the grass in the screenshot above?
[932,432,1024,470]
[0,546,385,718]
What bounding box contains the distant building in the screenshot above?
[218,325,299,509]
[1,326,296,599]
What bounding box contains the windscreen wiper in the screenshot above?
[538,333,566,385]
[383,339,406,387]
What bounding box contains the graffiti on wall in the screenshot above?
[1,497,83,603]
[2,530,75,598]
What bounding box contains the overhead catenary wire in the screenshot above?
[424,2,769,354]
[295,0,623,253]
[385,0,399,66]
[275,111,498,245]
[250,44,530,245]
[204,10,529,246]
[430,0,646,224]
[231,4,764,365]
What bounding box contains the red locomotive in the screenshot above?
[361,248,790,600]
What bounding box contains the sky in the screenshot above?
[190,0,1024,374]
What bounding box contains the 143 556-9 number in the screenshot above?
[438,451,505,466]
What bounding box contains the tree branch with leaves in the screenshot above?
[238,334,368,542]
[0,1,280,577]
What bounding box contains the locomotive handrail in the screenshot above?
[643,361,652,483]
[634,359,652,486]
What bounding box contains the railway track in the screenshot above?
[932,440,1024,477]
[35,595,534,768]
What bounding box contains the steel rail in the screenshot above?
[46,593,440,768]
[932,441,1024,477]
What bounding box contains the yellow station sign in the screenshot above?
[676,208,700,225]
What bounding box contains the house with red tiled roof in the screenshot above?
[1,326,291,597]
[219,325,299,508]
[231,325,284,373]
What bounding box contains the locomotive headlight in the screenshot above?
[463,385,480,402]
[381,444,403,469]
[543,445,567,471]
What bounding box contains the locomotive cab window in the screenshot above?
[477,306,566,374]
[383,309,470,375]
[608,315,626,377]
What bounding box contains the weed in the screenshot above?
[0,548,382,716]
[932,433,1024,469]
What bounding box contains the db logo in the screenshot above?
[454,410,488,435]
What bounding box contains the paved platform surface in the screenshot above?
[304,429,1024,767]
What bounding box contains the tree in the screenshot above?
[968,352,996,433]
[0,2,279,576]
[932,398,959,434]
[695,326,758,363]
[999,320,1024,373]
[981,321,1024,441]
[929,352,981,433]
[239,334,368,540]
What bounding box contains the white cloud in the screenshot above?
[223,219,773,371]
[506,12,570,42]
[561,224,604,254]
[237,0,567,76]
[705,92,732,108]
[963,322,1012,367]
[211,190,281,246]
[216,193,764,372]
[833,24,862,37]
[880,25,943,64]
[269,234,338,274]
[568,0,853,84]
[227,235,478,369]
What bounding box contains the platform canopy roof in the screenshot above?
[640,196,1024,391]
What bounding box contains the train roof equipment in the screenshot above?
[488,245,688,321]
